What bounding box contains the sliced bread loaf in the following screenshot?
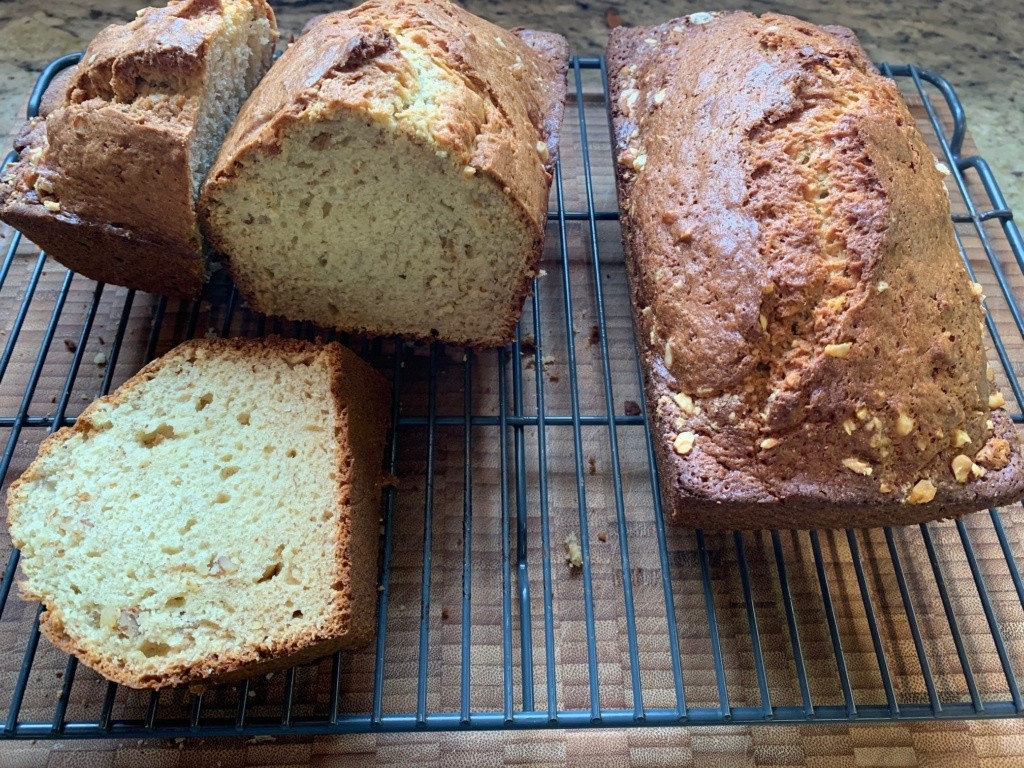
[200,0,568,347]
[6,336,390,688]
[0,0,278,299]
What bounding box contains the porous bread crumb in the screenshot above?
[6,337,389,689]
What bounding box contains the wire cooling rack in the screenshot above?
[0,56,1023,739]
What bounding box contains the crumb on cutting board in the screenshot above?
[564,532,583,569]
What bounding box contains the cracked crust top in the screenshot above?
[607,12,1024,528]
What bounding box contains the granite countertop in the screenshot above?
[0,0,1021,211]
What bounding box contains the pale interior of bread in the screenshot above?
[11,349,342,676]
[215,117,533,342]
[208,27,537,345]
[188,2,274,199]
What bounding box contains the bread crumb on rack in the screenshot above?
[564,532,583,569]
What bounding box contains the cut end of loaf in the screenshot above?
[190,0,277,199]
[200,0,567,346]
[7,337,386,688]
[0,0,277,300]
[204,116,536,346]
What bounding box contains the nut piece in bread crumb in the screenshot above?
[823,342,852,358]
[951,454,979,483]
[976,437,1012,471]
[842,457,872,476]
[894,414,914,437]
[906,479,937,505]
[672,431,696,456]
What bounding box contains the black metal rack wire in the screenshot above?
[1,55,1023,739]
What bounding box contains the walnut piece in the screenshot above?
[672,431,696,456]
[953,429,972,448]
[841,457,872,476]
[672,392,695,416]
[975,437,1012,471]
[824,342,852,358]
[906,479,937,505]
[951,454,975,483]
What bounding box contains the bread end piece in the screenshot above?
[0,0,278,299]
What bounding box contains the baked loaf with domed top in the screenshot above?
[608,11,1024,529]
[200,0,568,347]
[6,336,390,689]
[0,0,278,299]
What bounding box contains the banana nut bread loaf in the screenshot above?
[607,12,1024,529]
[200,0,568,347]
[6,336,390,688]
[0,0,278,299]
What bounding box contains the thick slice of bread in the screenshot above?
[200,0,568,347]
[6,337,390,689]
[607,13,1024,528]
[0,0,278,299]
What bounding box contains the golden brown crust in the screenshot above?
[7,336,390,689]
[607,12,1024,528]
[0,0,277,300]
[200,0,568,347]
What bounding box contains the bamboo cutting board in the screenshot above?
[1,65,1024,765]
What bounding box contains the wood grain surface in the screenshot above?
[0,66,1023,766]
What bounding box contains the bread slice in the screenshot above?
[200,0,568,347]
[607,12,1024,529]
[0,0,278,299]
[6,337,390,689]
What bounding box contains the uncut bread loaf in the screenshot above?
[200,0,568,347]
[607,12,1024,529]
[6,336,390,689]
[0,0,278,299]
